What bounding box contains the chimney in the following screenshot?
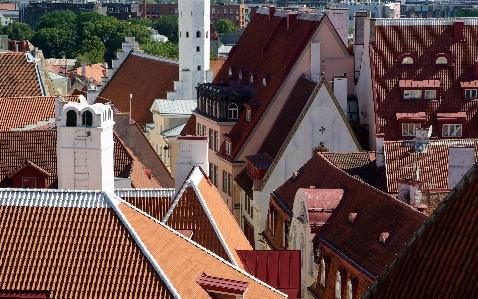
[175,136,209,192]
[333,76,347,115]
[376,133,385,167]
[453,20,464,42]
[287,12,297,30]
[269,6,276,20]
[397,178,423,205]
[325,8,349,46]
[15,43,18,52]
[448,146,475,189]
[87,79,99,105]
[82,60,86,78]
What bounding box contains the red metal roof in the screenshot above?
[196,274,248,295]
[237,250,301,299]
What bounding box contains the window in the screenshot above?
[465,89,477,99]
[402,123,421,136]
[82,111,93,126]
[66,110,77,127]
[222,170,228,192]
[196,30,201,38]
[211,8,215,14]
[320,258,326,287]
[227,173,232,196]
[442,124,462,137]
[197,123,202,136]
[228,103,238,119]
[230,8,233,14]
[335,271,342,299]
[214,130,218,151]
[202,125,206,136]
[404,90,422,99]
[213,165,218,187]
[401,56,414,65]
[197,65,201,71]
[269,205,278,235]
[22,177,36,189]
[436,56,448,65]
[206,31,208,38]
[246,109,251,122]
[224,8,227,14]
[209,129,213,149]
[424,90,436,99]
[225,141,231,155]
[347,280,353,299]
[209,163,213,181]
[282,221,289,248]
[245,194,253,218]
[186,31,189,37]
[196,46,200,52]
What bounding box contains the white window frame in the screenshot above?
[246,109,251,122]
[214,130,218,151]
[442,124,462,137]
[320,258,326,287]
[465,89,477,99]
[347,279,353,299]
[228,103,238,119]
[404,90,422,99]
[225,141,231,155]
[335,271,342,299]
[402,123,421,136]
[424,89,436,99]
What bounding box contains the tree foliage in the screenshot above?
[140,41,178,59]
[0,22,35,41]
[213,18,237,37]
[153,16,179,43]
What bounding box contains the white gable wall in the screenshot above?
[254,83,359,248]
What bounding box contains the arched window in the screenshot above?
[347,279,353,299]
[228,103,238,119]
[196,30,201,38]
[436,56,448,65]
[401,56,414,65]
[320,258,326,287]
[335,271,342,299]
[186,31,189,38]
[66,110,77,127]
[82,110,93,126]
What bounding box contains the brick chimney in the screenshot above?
[175,136,209,192]
[397,178,423,205]
[448,146,475,189]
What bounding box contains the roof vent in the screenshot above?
[379,232,390,245]
[348,212,357,224]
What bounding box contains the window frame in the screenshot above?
[442,124,462,137]
[228,103,239,119]
[225,141,231,155]
[214,130,218,151]
[424,89,436,99]
[209,129,213,149]
[22,177,36,189]
[222,170,227,193]
[465,89,477,100]
[401,123,421,136]
[403,89,422,99]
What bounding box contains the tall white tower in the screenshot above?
[168,0,213,101]
[57,101,115,194]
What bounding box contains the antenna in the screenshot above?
[129,94,132,123]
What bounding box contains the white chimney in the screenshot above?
[397,178,422,205]
[175,136,209,192]
[448,146,476,189]
[333,76,347,115]
[81,60,86,78]
[376,133,385,167]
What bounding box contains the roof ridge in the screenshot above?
[114,192,288,297]
[132,51,179,64]
[114,188,175,199]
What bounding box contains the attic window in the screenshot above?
[228,103,238,119]
[348,212,357,224]
[196,30,201,38]
[250,73,254,83]
[434,53,451,65]
[465,89,477,99]
[379,232,389,245]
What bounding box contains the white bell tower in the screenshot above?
[168,0,213,101]
[57,101,115,194]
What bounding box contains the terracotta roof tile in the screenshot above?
[0,95,80,131]
[180,114,196,135]
[273,153,426,277]
[99,52,179,129]
[370,19,478,139]
[209,11,324,160]
[363,163,478,298]
[321,152,380,189]
[384,139,478,193]
[164,167,253,267]
[237,250,301,299]
[0,3,16,9]
[0,130,160,189]
[0,52,43,97]
[115,189,174,221]
[210,58,226,78]
[74,63,106,85]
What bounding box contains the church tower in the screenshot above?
[57,101,115,194]
[168,0,213,101]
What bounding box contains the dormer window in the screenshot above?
[262,77,267,86]
[228,103,238,119]
[225,141,231,155]
[82,110,93,126]
[442,124,462,137]
[401,56,414,65]
[250,74,253,83]
[436,56,448,65]
[228,67,232,76]
[404,90,422,99]
[399,53,417,66]
[424,90,436,99]
[402,123,421,136]
[433,53,451,65]
[465,89,477,99]
[22,177,36,189]
[379,232,389,245]
[347,212,357,224]
[238,70,242,80]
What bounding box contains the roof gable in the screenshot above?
[363,162,478,298]
[163,167,253,268]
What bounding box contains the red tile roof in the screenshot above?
[384,139,478,193]
[209,10,325,161]
[0,95,80,131]
[363,163,478,299]
[99,52,179,129]
[164,167,253,268]
[237,250,301,299]
[0,3,16,9]
[370,19,478,139]
[0,130,160,189]
[196,274,249,295]
[74,63,106,85]
[273,153,426,278]
[398,79,440,88]
[0,53,43,97]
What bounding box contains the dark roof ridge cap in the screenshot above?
[362,162,478,298]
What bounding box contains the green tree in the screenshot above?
[32,27,77,58]
[76,36,106,64]
[129,17,153,28]
[153,16,178,43]
[0,22,34,40]
[140,41,178,59]
[35,10,77,33]
[213,18,237,37]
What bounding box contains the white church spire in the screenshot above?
[168,0,213,101]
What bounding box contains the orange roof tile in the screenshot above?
[0,53,43,97]
[74,63,105,85]
[99,52,179,129]
[363,163,478,298]
[164,167,253,268]
[0,95,80,131]
[210,58,226,79]
[0,3,16,9]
